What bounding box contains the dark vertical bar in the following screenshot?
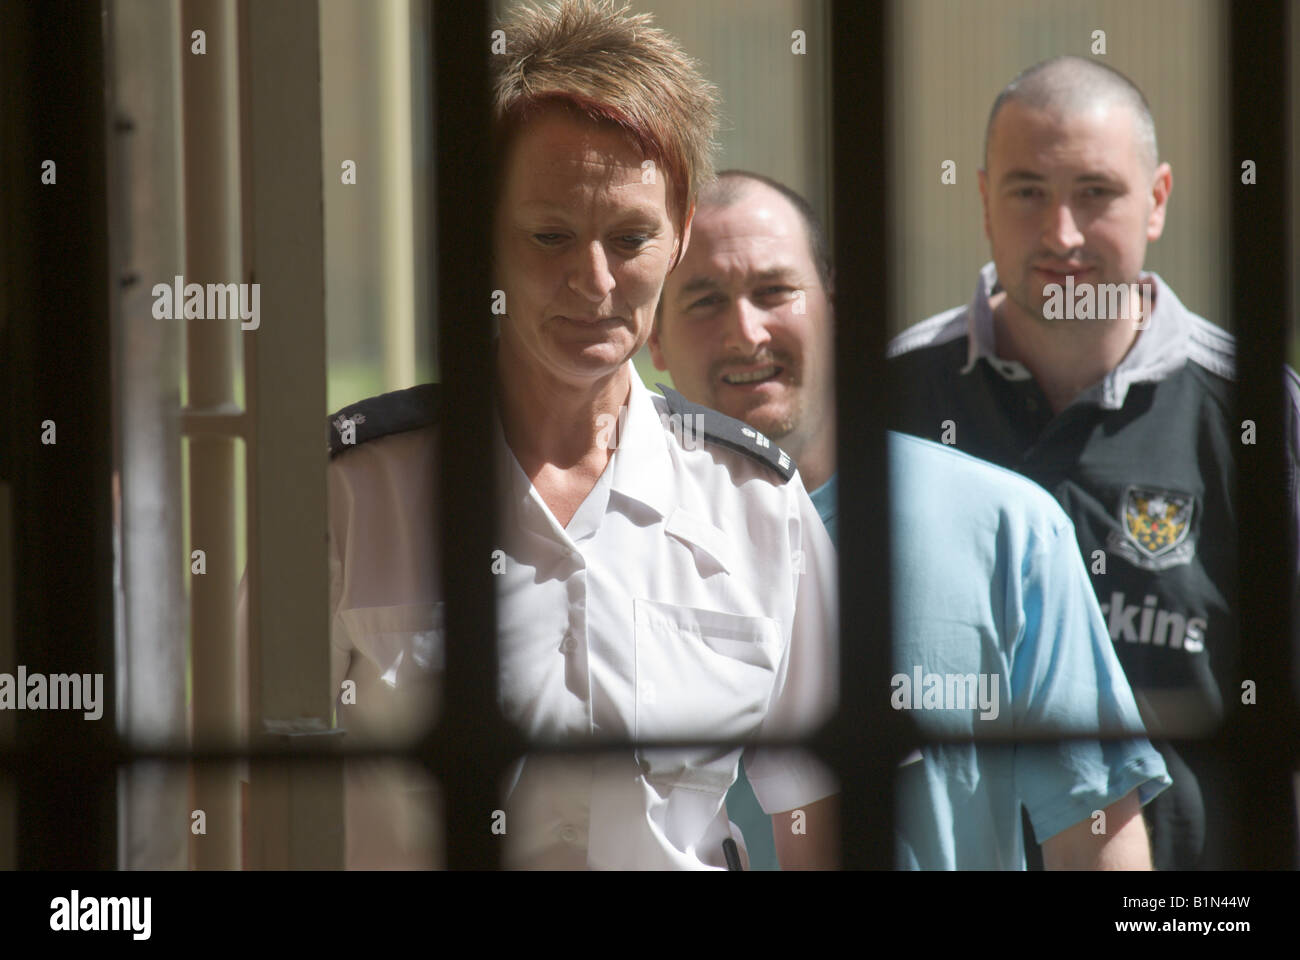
[431,0,505,869]
[1,0,118,868]
[1228,0,1298,868]
[830,0,900,869]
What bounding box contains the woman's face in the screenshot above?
[495,105,684,388]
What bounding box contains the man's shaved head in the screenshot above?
[698,170,832,294]
[984,56,1158,174]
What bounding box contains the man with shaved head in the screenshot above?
[889,55,1300,869]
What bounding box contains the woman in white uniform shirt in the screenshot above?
[327,0,839,869]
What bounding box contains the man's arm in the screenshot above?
[772,793,840,869]
[1011,500,1169,867]
[1041,789,1151,870]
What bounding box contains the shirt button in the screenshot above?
[560,632,577,654]
[558,824,578,843]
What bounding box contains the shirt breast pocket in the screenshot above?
[337,601,444,739]
[632,598,781,744]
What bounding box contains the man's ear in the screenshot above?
[669,201,696,273]
[977,168,992,244]
[1146,162,1173,242]
[647,310,669,371]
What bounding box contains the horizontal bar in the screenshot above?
[180,402,247,438]
[4,724,1266,769]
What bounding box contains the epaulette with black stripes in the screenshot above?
[327,383,440,458]
[652,383,795,483]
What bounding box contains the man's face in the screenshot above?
[649,184,831,445]
[495,106,685,386]
[979,99,1171,325]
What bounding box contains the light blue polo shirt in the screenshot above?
[817,433,1170,869]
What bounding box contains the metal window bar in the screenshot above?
[3,0,119,869]
[1225,0,1298,868]
[430,0,507,870]
[829,0,899,868]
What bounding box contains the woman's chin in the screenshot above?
[549,340,631,378]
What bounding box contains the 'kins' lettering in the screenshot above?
[1099,592,1206,653]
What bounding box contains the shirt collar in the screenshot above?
[608,365,677,519]
[492,362,677,528]
[493,405,536,535]
[962,261,1194,410]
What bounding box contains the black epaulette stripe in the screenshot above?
[327,383,440,458]
[653,383,795,482]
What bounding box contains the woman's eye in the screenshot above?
[619,235,650,249]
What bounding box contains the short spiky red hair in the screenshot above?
[492,0,720,247]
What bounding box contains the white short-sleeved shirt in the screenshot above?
[328,363,839,869]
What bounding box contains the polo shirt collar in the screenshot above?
[962,261,1194,410]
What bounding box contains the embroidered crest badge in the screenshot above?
[1106,485,1197,571]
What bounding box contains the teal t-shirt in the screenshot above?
[808,473,838,544]
[728,434,1170,869]
[891,433,1168,867]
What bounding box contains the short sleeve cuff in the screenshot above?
[744,748,839,814]
[1028,748,1172,843]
